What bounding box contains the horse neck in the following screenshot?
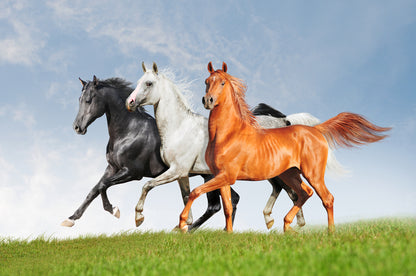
[153,80,193,136]
[103,88,138,138]
[208,89,251,141]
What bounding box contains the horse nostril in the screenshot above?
[202,97,205,105]
[209,97,213,104]
[129,98,135,106]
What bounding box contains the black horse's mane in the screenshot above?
[251,103,286,118]
[97,78,133,94]
[97,77,146,113]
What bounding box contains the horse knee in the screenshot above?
[322,194,334,209]
[208,203,221,214]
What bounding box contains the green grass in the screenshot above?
[1,218,415,275]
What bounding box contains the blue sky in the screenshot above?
[0,1,415,239]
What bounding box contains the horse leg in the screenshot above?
[179,173,232,232]
[303,174,334,233]
[280,180,306,227]
[263,177,283,229]
[220,185,233,232]
[230,187,240,224]
[279,169,313,232]
[189,189,221,231]
[188,174,220,231]
[62,166,134,227]
[188,174,240,232]
[99,167,136,218]
[134,167,181,227]
[177,177,193,225]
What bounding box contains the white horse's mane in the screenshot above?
[159,67,196,112]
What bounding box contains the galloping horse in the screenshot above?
[62,76,233,229]
[178,62,391,233]
[126,62,342,230]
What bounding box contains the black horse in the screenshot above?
[61,76,244,230]
[61,76,303,231]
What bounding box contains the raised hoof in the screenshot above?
[266,219,275,230]
[135,213,144,227]
[112,206,120,218]
[61,219,75,227]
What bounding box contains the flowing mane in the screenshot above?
[98,78,146,112]
[220,71,260,128]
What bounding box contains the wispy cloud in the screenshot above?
[0,1,46,66]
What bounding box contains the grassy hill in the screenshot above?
[1,218,415,275]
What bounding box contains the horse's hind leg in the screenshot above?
[280,181,306,227]
[304,174,334,233]
[263,177,283,229]
[178,177,193,225]
[279,168,313,232]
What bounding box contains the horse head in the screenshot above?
[73,76,106,134]
[203,61,229,110]
[126,62,160,112]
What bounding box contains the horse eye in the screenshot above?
[146,81,153,87]
[221,81,225,86]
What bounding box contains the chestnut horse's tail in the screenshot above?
[314,112,391,149]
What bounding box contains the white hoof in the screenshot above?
[266,219,275,230]
[181,224,188,233]
[61,219,75,227]
[113,206,120,218]
[135,213,144,227]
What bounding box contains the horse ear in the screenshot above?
[142,62,147,73]
[152,62,158,75]
[222,62,227,73]
[208,62,214,73]
[79,77,87,88]
[93,75,98,86]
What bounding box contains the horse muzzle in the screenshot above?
[202,95,215,110]
[73,123,87,135]
[126,98,137,112]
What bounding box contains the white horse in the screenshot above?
[126,62,342,230]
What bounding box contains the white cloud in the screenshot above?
[0,1,46,66]
[0,104,36,129]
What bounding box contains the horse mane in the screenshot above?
[159,68,195,113]
[251,103,287,118]
[97,78,146,113]
[220,72,259,128]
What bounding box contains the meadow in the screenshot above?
[1,218,415,275]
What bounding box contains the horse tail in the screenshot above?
[314,112,391,149]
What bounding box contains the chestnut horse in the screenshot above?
[178,62,391,233]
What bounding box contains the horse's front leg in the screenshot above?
[179,173,232,232]
[177,177,193,225]
[135,168,181,227]
[62,166,134,227]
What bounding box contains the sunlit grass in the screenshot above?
[1,218,415,275]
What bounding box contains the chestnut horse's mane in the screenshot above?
[219,71,260,128]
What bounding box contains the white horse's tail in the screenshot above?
[286,113,348,176]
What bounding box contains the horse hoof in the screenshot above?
[266,219,274,230]
[135,213,144,227]
[180,224,188,233]
[297,221,306,228]
[113,207,120,218]
[61,219,75,227]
